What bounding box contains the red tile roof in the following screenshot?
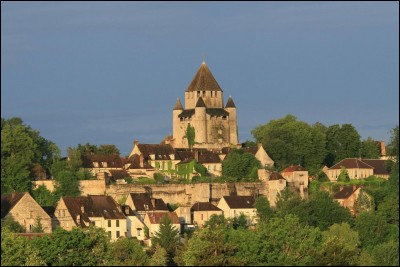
[146,211,180,224]
[360,159,391,175]
[329,158,373,170]
[282,165,307,172]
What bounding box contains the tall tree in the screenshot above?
[360,137,381,159]
[325,124,341,166]
[97,144,120,155]
[337,124,361,161]
[222,149,261,181]
[110,237,148,266]
[151,215,180,265]
[254,196,274,222]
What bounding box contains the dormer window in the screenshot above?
[93,162,99,168]
[103,162,107,168]
[211,91,213,97]
[197,91,200,97]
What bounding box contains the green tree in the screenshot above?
[325,124,341,166]
[53,170,81,200]
[254,196,274,222]
[354,189,375,215]
[149,245,168,266]
[222,149,261,181]
[185,123,195,149]
[337,124,361,161]
[32,184,55,207]
[66,147,82,172]
[194,161,208,177]
[315,223,360,266]
[305,123,327,174]
[1,230,46,266]
[360,137,381,159]
[252,115,314,170]
[387,126,399,159]
[337,166,350,182]
[76,142,98,156]
[31,226,111,266]
[151,215,180,265]
[110,237,148,266]
[32,216,45,233]
[1,217,25,233]
[370,240,399,266]
[97,144,120,155]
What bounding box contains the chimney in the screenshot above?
[194,150,199,161]
[81,206,85,214]
[139,154,144,168]
[134,140,139,147]
[151,198,156,209]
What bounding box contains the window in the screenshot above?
[211,91,213,97]
[137,229,142,236]
[116,220,119,227]
[108,220,111,227]
[91,221,95,226]
[116,231,120,238]
[29,224,33,232]
[203,91,206,96]
[197,91,200,97]
[201,214,203,220]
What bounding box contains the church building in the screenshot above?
[172,61,239,149]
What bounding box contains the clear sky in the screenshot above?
[2,2,399,156]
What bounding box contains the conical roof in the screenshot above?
[173,98,183,110]
[195,97,206,108]
[186,62,223,92]
[225,96,236,108]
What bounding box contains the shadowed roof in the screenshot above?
[334,186,359,199]
[125,154,154,170]
[225,96,236,108]
[221,196,255,209]
[129,193,168,212]
[269,172,285,181]
[360,159,391,175]
[195,97,206,107]
[136,144,177,161]
[82,154,123,168]
[191,202,222,212]
[282,165,307,172]
[186,62,223,92]
[1,192,26,219]
[173,98,183,110]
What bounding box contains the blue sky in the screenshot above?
[1,2,399,156]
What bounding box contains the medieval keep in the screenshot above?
[172,61,239,149]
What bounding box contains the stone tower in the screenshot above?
[172,61,239,149]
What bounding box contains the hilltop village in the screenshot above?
[2,62,398,266]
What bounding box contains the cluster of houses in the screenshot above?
[1,191,259,245]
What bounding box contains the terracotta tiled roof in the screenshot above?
[191,202,222,212]
[329,158,373,170]
[82,154,123,168]
[146,211,180,224]
[1,192,26,218]
[173,98,183,110]
[130,193,168,212]
[137,144,176,161]
[225,96,236,108]
[222,196,255,209]
[360,159,391,175]
[269,172,285,181]
[334,186,359,199]
[195,97,206,107]
[282,165,307,172]
[186,62,223,92]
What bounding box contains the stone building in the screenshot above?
[1,192,52,233]
[172,61,239,149]
[191,202,223,227]
[217,195,257,224]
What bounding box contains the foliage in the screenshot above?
[167,203,180,212]
[185,123,196,149]
[153,172,165,183]
[32,216,45,233]
[194,162,208,177]
[369,240,399,266]
[76,143,120,156]
[97,144,120,155]
[337,166,350,182]
[254,196,274,222]
[124,177,134,184]
[242,140,257,147]
[151,215,180,265]
[387,125,399,159]
[117,195,127,206]
[149,245,168,266]
[136,177,156,184]
[315,223,360,266]
[53,170,81,200]
[360,137,381,159]
[32,184,56,207]
[109,237,148,266]
[1,230,46,266]
[1,217,25,233]
[354,189,374,215]
[222,149,261,181]
[31,226,111,266]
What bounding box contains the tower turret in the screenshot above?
[225,96,238,145]
[172,98,183,147]
[194,97,207,144]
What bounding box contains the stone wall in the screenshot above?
[106,182,268,206]
[33,179,106,196]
